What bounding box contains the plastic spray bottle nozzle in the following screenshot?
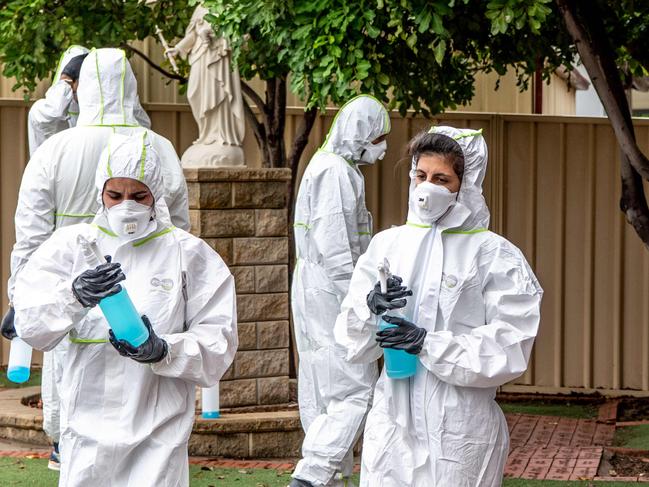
[377,258,391,294]
[77,235,107,266]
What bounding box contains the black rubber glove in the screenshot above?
[1,306,16,340]
[376,315,427,355]
[366,275,412,315]
[109,315,168,364]
[72,256,125,308]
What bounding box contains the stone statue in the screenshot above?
[167,4,246,167]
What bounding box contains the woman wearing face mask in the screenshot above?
[334,126,543,486]
[12,133,237,487]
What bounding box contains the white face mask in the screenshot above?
[359,140,387,165]
[411,181,457,223]
[106,200,154,241]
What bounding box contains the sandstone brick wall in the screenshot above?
[185,168,292,409]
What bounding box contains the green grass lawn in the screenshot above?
[503,481,633,486]
[497,401,598,419]
[0,458,637,487]
[614,423,649,450]
[0,367,42,389]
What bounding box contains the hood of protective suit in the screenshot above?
[93,132,172,230]
[77,48,139,126]
[407,126,489,231]
[321,95,390,163]
[52,45,89,84]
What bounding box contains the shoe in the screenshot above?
[47,442,60,471]
[288,479,315,487]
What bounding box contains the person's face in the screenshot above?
[415,154,461,193]
[102,178,154,209]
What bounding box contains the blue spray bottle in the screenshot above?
[378,258,417,379]
[202,383,220,419]
[77,235,149,347]
[7,337,32,384]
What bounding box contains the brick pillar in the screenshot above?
[185,167,291,408]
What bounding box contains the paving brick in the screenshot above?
[593,423,615,446]
[546,467,572,481]
[551,458,577,468]
[505,413,521,432]
[521,465,551,480]
[576,458,600,468]
[578,447,603,458]
[528,458,553,468]
[597,400,619,424]
[569,467,597,480]
[534,447,559,459]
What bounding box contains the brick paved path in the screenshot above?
[504,402,617,481]
[0,402,620,481]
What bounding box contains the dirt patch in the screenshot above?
[606,452,649,478]
[618,398,649,422]
[496,392,606,406]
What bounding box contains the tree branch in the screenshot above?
[288,107,317,171]
[556,0,649,248]
[555,0,649,180]
[121,43,187,83]
[240,80,266,113]
[242,97,271,167]
[620,153,649,246]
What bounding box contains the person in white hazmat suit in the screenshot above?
[334,127,543,487]
[290,95,390,487]
[12,133,238,487]
[28,45,151,155]
[2,47,189,470]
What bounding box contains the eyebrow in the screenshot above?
[418,170,452,177]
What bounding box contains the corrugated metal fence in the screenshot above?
[1,99,648,395]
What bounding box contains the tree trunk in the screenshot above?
[240,80,272,167]
[556,0,649,247]
[264,78,287,168]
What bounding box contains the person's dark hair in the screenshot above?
[61,53,89,81]
[407,130,465,181]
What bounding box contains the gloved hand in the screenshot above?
[376,315,427,355]
[366,275,412,315]
[109,315,168,364]
[72,256,125,308]
[1,306,16,340]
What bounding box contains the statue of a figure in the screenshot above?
[167,4,246,167]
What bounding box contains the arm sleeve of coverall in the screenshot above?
[13,230,88,351]
[334,238,384,364]
[7,151,56,303]
[310,168,361,301]
[151,237,238,386]
[419,244,543,388]
[27,82,73,154]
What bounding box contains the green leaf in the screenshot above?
[433,39,446,65]
[431,13,444,35]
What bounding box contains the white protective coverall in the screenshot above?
[28,46,151,155]
[10,47,189,446]
[334,126,543,487]
[292,95,390,486]
[13,133,237,487]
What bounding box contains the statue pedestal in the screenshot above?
[181,143,245,168]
